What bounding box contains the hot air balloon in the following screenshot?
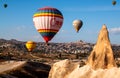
[4,4,8,8]
[112,0,116,5]
[73,19,83,33]
[25,41,36,52]
[33,7,64,43]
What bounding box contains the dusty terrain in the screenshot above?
[0,48,119,78]
[0,61,51,78]
[0,52,120,78]
[0,52,86,78]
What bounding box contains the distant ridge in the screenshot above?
[0,38,119,54]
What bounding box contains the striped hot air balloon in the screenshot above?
[25,41,36,52]
[33,7,64,43]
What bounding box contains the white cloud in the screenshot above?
[15,25,27,31]
[57,29,68,34]
[108,27,120,34]
[14,25,34,31]
[60,29,66,33]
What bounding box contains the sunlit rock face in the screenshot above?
[49,59,79,78]
[48,25,119,78]
[87,24,116,70]
[49,60,120,78]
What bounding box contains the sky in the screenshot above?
[0,0,120,44]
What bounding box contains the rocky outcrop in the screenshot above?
[48,25,118,78]
[48,59,120,78]
[87,24,116,70]
[48,59,80,78]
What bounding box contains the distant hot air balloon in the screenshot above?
[112,0,116,5]
[33,7,64,43]
[4,3,8,8]
[73,19,83,33]
[25,41,36,52]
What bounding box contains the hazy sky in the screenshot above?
[0,0,120,44]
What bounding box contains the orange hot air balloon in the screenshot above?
[25,41,36,52]
[73,19,83,33]
[33,7,64,43]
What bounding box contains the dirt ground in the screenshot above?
[0,52,119,78]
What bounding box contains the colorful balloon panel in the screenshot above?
[25,41,36,52]
[33,7,63,43]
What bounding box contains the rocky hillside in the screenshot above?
[0,39,120,57]
[0,39,93,53]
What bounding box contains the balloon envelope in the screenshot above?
[4,4,7,8]
[33,7,64,43]
[25,41,36,52]
[112,0,116,5]
[73,19,83,33]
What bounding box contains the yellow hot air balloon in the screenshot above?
[73,19,83,33]
[25,41,36,52]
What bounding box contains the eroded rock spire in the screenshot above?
[87,24,117,70]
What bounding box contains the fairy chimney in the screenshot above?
[87,24,117,70]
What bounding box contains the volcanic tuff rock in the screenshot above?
[87,24,116,70]
[48,25,118,78]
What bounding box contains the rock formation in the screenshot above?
[87,24,116,70]
[48,59,120,78]
[48,24,118,78]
